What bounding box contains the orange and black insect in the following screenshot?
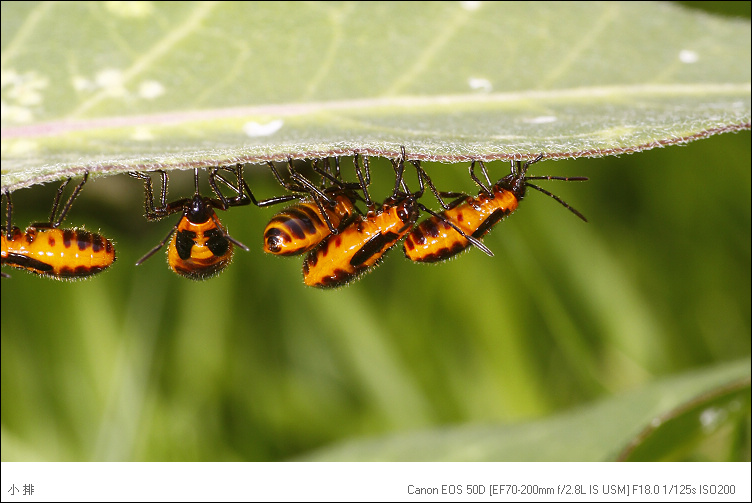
[2,172,116,280]
[403,153,588,263]
[129,166,251,280]
[302,148,491,288]
[262,156,364,256]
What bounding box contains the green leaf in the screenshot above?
[617,375,751,461]
[301,359,751,461]
[2,1,750,191]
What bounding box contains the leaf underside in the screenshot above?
[1,2,750,191]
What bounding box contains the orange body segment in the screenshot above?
[404,187,519,263]
[167,213,233,280]
[303,198,417,288]
[2,226,116,279]
[264,195,357,255]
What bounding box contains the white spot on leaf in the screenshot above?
[1,70,49,122]
[468,77,492,92]
[243,119,284,137]
[460,1,482,11]
[72,76,96,92]
[525,116,558,124]
[1,102,33,123]
[93,69,128,98]
[1,139,38,156]
[679,50,699,64]
[105,1,154,18]
[0,69,18,87]
[131,127,155,141]
[699,406,727,433]
[139,80,165,100]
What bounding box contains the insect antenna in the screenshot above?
[525,183,588,222]
[516,153,588,222]
[135,224,179,266]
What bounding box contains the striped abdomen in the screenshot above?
[1,226,116,279]
[264,195,357,256]
[302,197,417,288]
[168,212,233,280]
[403,186,519,263]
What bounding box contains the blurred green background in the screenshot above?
[1,130,749,461]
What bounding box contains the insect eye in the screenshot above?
[397,199,418,223]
